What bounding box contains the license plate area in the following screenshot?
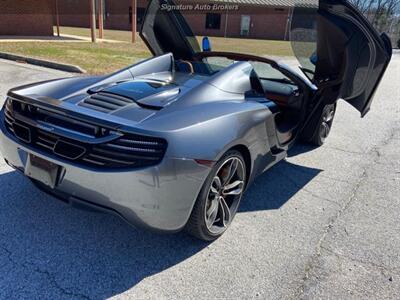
[25,154,63,188]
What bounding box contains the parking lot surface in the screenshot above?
[0,55,399,299]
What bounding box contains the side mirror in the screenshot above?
[202,37,211,52]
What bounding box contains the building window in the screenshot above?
[205,13,221,29]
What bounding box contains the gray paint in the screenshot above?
[0,54,285,231]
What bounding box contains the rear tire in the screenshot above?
[185,150,246,241]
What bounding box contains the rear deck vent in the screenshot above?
[79,92,134,113]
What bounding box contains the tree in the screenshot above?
[350,0,400,47]
[349,0,399,25]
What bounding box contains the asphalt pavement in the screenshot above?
[0,55,399,299]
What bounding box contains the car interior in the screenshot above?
[251,69,304,145]
[175,54,304,145]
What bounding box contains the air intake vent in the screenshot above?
[83,135,167,168]
[4,99,15,134]
[79,92,134,113]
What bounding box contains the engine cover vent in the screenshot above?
[79,92,134,113]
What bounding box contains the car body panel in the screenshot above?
[5,61,277,171]
[0,123,210,232]
[2,55,285,232]
[0,86,279,231]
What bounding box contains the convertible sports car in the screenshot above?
[0,0,392,240]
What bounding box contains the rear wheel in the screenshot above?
[185,150,246,241]
[308,104,336,146]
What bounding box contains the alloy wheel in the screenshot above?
[204,157,245,234]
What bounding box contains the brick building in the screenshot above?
[0,0,54,36]
[57,0,316,41]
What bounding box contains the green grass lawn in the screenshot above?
[0,26,295,75]
[58,26,135,43]
[0,42,151,75]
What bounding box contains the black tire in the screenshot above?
[308,104,336,146]
[185,150,247,241]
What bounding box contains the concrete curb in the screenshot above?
[0,52,86,73]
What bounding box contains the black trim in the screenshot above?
[3,99,168,169]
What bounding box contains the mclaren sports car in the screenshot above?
[0,0,392,240]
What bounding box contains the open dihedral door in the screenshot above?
[291,0,392,117]
[140,0,201,61]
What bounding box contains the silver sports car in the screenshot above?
[0,0,392,240]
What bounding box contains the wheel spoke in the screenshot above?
[206,199,219,228]
[218,196,231,227]
[323,123,330,138]
[326,123,331,136]
[207,198,219,217]
[223,180,244,196]
[210,185,218,194]
[210,176,221,195]
[221,158,238,185]
[325,109,335,122]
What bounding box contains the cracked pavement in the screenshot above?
[0,53,399,299]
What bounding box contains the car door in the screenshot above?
[291,0,392,117]
[140,0,201,61]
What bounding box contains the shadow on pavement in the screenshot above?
[240,159,321,212]
[0,145,321,298]
[287,143,319,158]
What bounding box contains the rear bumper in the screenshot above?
[0,122,211,233]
